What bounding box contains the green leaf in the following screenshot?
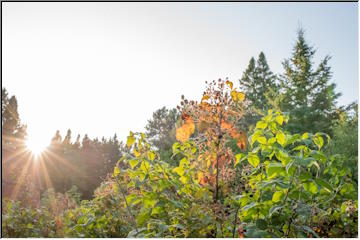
[301,132,310,140]
[269,205,283,216]
[235,153,245,166]
[266,162,283,178]
[268,137,276,144]
[272,191,284,202]
[256,121,267,129]
[276,131,286,146]
[315,178,334,193]
[256,219,268,230]
[313,135,324,149]
[276,115,284,125]
[248,153,260,168]
[113,166,120,177]
[299,171,313,181]
[303,181,318,195]
[129,159,139,169]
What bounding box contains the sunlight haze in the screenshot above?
[2,2,358,144]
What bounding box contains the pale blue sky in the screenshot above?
[2,2,358,146]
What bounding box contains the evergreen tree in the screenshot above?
[239,52,278,130]
[63,129,72,146]
[145,107,179,163]
[280,28,340,134]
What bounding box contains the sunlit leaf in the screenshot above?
[176,118,195,142]
[231,90,245,102]
[201,95,210,102]
[113,166,120,177]
[256,121,267,129]
[127,135,136,148]
[129,159,139,169]
[303,181,318,194]
[276,131,286,146]
[248,153,260,168]
[148,151,156,161]
[272,191,284,202]
[276,115,284,125]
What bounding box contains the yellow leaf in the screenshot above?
[201,95,210,102]
[127,135,136,147]
[113,166,120,177]
[231,90,245,102]
[148,151,156,161]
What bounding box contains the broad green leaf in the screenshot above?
[299,171,313,181]
[235,153,245,166]
[272,191,284,202]
[129,159,139,169]
[248,153,260,168]
[276,131,286,146]
[315,178,334,193]
[268,137,276,144]
[303,181,318,195]
[313,135,324,149]
[266,162,283,178]
[269,205,283,216]
[301,132,309,140]
[243,202,257,211]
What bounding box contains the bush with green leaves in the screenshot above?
[231,110,357,237]
[2,109,357,238]
[2,199,57,237]
[63,180,131,237]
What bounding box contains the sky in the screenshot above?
[2,2,358,146]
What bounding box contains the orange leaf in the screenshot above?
[176,118,195,142]
[236,132,247,150]
[226,80,233,89]
[201,95,210,102]
[221,121,233,131]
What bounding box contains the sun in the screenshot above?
[26,136,49,157]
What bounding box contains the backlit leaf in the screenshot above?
[256,121,267,129]
[129,159,139,169]
[248,153,260,168]
[272,191,284,202]
[276,115,284,125]
[113,166,120,177]
[276,131,286,146]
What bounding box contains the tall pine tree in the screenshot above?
[239,52,278,130]
[280,28,340,134]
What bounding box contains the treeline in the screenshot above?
[2,89,125,202]
[2,28,357,204]
[147,29,357,172]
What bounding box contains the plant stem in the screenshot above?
[114,178,138,234]
[232,205,241,238]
